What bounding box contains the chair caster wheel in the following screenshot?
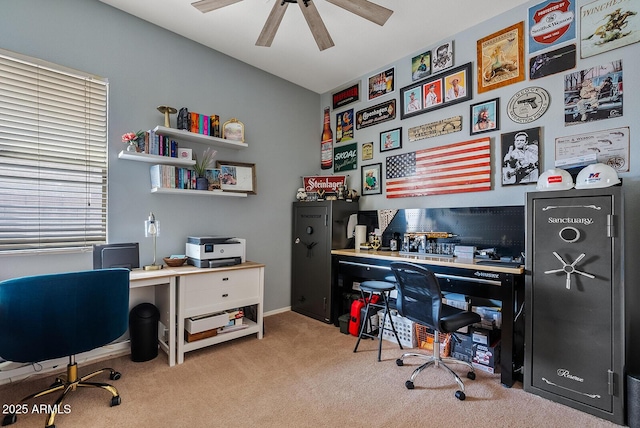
[455,390,466,400]
[396,359,404,366]
[467,371,476,380]
[111,396,121,407]
[2,413,17,426]
[405,380,414,389]
[110,371,121,381]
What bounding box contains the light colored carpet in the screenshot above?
[0,311,618,427]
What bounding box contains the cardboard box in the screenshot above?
[472,340,501,373]
[472,306,502,329]
[185,328,217,342]
[450,332,473,363]
[185,311,228,334]
[471,326,500,346]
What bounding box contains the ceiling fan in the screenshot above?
[191,0,393,51]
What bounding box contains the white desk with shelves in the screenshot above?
[129,261,264,366]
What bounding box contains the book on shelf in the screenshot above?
[150,164,196,189]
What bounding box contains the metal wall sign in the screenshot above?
[332,83,360,109]
[355,99,396,130]
[333,142,357,173]
[408,116,462,142]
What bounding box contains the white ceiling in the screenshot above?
[99,0,530,94]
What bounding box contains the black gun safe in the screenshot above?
[525,187,625,425]
[292,200,358,323]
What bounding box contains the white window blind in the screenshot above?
[0,50,108,254]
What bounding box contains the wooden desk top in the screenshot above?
[129,261,265,282]
[331,249,524,275]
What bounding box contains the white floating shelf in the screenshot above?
[118,151,195,166]
[150,187,248,197]
[153,126,248,150]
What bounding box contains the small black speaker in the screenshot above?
[628,374,640,428]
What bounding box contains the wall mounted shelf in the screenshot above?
[153,126,248,150]
[118,151,196,166]
[150,187,247,197]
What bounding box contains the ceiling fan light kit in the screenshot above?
[192,0,393,51]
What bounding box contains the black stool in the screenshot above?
[353,280,403,361]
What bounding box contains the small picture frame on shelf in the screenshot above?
[216,160,256,194]
[205,168,222,191]
[222,118,245,142]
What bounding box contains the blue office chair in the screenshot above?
[0,268,130,427]
[390,262,481,400]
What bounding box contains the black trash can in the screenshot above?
[129,303,160,362]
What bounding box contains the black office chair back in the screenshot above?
[391,262,442,331]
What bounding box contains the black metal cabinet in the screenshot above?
[291,201,358,323]
[525,187,625,425]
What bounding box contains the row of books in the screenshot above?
[137,130,179,157]
[177,108,221,137]
[150,164,197,189]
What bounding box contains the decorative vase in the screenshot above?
[196,177,209,190]
[126,141,138,152]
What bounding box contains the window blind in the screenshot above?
[0,50,108,254]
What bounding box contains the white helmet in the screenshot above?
[575,163,620,189]
[536,168,574,191]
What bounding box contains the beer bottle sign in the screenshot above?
[321,107,333,170]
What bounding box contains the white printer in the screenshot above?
[185,237,246,268]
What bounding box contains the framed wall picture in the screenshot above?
[400,62,472,120]
[501,127,541,186]
[432,40,454,73]
[361,163,382,196]
[361,142,374,161]
[380,127,402,152]
[477,22,525,93]
[335,108,354,142]
[580,0,640,58]
[215,160,256,194]
[470,98,499,134]
[411,50,431,81]
[222,118,245,142]
[367,67,394,100]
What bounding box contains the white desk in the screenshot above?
[129,262,265,366]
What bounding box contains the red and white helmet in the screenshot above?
[575,163,620,189]
[536,168,574,191]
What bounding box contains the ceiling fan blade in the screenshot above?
[256,1,289,47]
[299,0,334,51]
[326,0,393,26]
[191,0,243,14]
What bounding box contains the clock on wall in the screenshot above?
[506,86,550,124]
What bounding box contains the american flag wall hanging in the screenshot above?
[385,137,492,198]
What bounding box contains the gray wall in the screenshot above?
[0,0,320,313]
[320,0,640,371]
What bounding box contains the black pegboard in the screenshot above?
[358,206,525,259]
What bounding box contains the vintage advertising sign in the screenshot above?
[333,143,357,173]
[555,126,629,172]
[408,116,462,142]
[529,44,576,79]
[303,175,346,193]
[580,0,640,58]
[335,109,354,142]
[529,0,576,53]
[355,99,396,130]
[332,83,360,109]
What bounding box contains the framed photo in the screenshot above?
[400,62,472,120]
[470,98,499,134]
[361,163,382,196]
[222,118,245,142]
[477,22,525,94]
[215,160,256,194]
[432,41,454,73]
[580,0,640,58]
[204,168,222,191]
[501,127,541,186]
[411,51,431,81]
[361,142,374,161]
[367,67,394,100]
[380,127,402,152]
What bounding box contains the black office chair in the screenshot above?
[0,268,130,427]
[390,262,481,400]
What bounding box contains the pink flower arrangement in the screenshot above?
[121,130,145,144]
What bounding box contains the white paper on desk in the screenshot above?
[355,225,367,248]
[347,214,357,238]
